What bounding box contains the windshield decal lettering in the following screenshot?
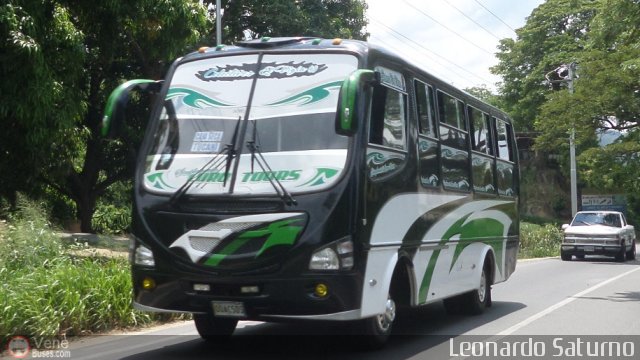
[196,62,327,82]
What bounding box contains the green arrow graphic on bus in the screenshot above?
[267,81,342,106]
[298,168,339,187]
[203,218,304,267]
[146,172,174,190]
[166,87,234,108]
[417,202,511,303]
[448,217,505,274]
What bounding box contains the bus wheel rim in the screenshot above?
[478,270,487,303]
[376,298,396,332]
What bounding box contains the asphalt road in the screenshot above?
[65,250,640,360]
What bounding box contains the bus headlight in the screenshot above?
[309,238,354,271]
[309,248,339,270]
[134,244,156,267]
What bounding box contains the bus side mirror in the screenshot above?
[336,70,379,136]
[101,79,163,138]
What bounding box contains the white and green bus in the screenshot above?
[103,37,519,347]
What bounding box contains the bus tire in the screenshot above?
[443,295,462,315]
[460,261,492,316]
[356,294,396,349]
[194,314,238,342]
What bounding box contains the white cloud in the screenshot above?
[366,0,545,91]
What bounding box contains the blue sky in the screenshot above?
[366,0,545,90]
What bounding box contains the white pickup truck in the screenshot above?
[561,211,636,261]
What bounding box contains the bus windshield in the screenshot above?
[144,53,358,196]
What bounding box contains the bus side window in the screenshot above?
[495,118,517,196]
[437,91,470,191]
[437,91,466,131]
[369,85,407,151]
[496,119,512,161]
[415,80,437,138]
[469,107,492,155]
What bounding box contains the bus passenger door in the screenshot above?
[359,67,412,317]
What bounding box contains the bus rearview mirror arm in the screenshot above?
[336,70,379,136]
[101,79,163,138]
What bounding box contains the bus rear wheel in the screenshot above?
[193,314,238,342]
[462,264,491,315]
[446,260,492,316]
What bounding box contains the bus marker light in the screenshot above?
[314,283,328,298]
[142,277,156,290]
[193,284,210,292]
[240,286,260,294]
[198,46,209,53]
[332,38,343,45]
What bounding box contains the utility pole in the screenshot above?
[567,62,578,217]
[546,62,578,216]
[216,0,222,46]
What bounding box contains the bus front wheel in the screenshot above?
[194,314,238,342]
[356,294,396,349]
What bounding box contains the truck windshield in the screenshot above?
[571,213,622,227]
[144,53,358,195]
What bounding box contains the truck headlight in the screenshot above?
[309,237,354,271]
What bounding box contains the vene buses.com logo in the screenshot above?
[6,336,31,358]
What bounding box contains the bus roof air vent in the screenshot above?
[236,37,318,49]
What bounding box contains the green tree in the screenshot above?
[205,0,368,42]
[2,0,369,232]
[535,0,640,192]
[493,0,640,221]
[464,85,502,108]
[1,0,210,231]
[0,1,85,204]
[491,0,597,131]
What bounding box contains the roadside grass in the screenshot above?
[0,199,184,348]
[519,222,563,259]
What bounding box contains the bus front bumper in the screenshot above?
[131,269,363,321]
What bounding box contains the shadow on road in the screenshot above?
[116,301,526,360]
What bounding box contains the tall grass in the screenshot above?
[0,198,181,347]
[519,222,563,259]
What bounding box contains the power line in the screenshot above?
[473,0,516,33]
[400,0,494,56]
[369,31,473,86]
[370,18,493,85]
[440,0,503,41]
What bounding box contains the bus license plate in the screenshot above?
[212,301,246,317]
[584,246,594,252]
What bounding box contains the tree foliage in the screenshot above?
[493,0,640,210]
[1,0,210,231]
[205,0,368,43]
[0,1,85,202]
[491,0,597,131]
[1,0,369,232]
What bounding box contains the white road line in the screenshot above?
[497,265,640,336]
[448,265,640,360]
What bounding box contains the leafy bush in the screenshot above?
[0,197,182,347]
[519,222,563,259]
[92,203,131,235]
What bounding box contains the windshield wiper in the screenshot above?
[247,120,297,206]
[169,117,241,206]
